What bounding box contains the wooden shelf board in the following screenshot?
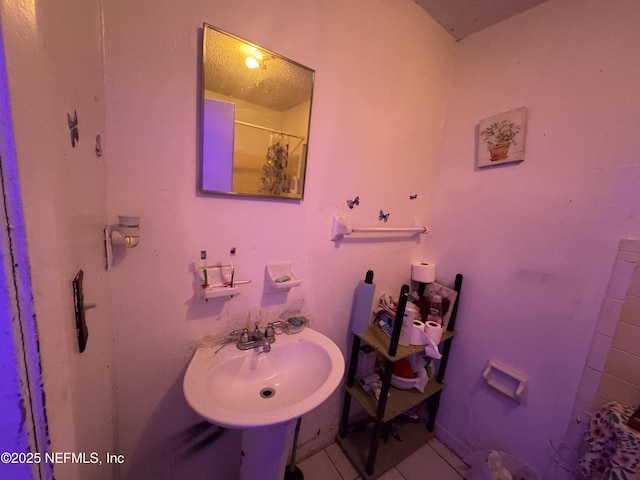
[346,380,444,423]
[336,420,435,480]
[359,325,455,362]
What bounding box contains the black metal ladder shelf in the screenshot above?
[337,273,463,479]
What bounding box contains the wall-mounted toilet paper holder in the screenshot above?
[482,360,528,402]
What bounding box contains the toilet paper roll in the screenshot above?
[425,320,443,344]
[424,321,443,359]
[350,280,376,335]
[411,262,436,283]
[410,321,430,345]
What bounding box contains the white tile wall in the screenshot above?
[595,245,640,405]
[576,367,603,403]
[550,238,640,480]
[596,298,625,336]
[620,295,640,327]
[605,349,640,385]
[618,239,640,257]
[586,333,612,371]
[611,322,640,353]
[606,260,635,300]
[597,373,640,406]
[628,267,640,297]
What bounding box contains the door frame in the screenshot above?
[0,27,53,480]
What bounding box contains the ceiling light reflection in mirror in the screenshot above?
[201,24,315,199]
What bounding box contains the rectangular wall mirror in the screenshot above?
[200,24,315,199]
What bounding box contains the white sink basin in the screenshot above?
[183,328,345,428]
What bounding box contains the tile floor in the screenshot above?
[298,437,468,480]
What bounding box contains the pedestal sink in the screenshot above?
[183,328,345,479]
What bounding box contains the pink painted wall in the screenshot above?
[102,0,455,478]
[5,0,640,478]
[427,0,640,476]
[2,0,454,475]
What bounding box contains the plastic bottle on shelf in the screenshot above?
[426,294,443,326]
[399,302,418,346]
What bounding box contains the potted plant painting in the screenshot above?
[477,107,527,167]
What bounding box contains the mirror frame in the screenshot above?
[200,24,315,200]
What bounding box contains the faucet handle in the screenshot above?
[230,328,249,342]
[265,323,276,339]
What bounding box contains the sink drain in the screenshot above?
[260,387,275,399]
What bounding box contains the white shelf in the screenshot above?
[196,265,247,300]
[200,285,240,299]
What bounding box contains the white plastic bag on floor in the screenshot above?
[487,451,513,480]
[465,450,541,480]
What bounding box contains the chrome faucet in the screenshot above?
[231,323,276,352]
[251,323,270,353]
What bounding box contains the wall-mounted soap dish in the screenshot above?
[264,261,301,294]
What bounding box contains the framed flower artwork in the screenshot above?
[477,107,527,167]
